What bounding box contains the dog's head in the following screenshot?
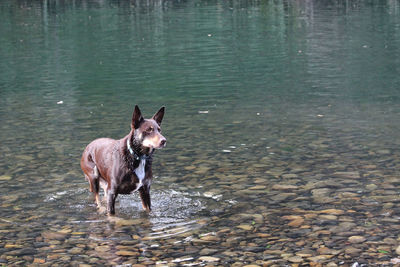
[131,105,166,152]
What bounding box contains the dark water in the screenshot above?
[1,0,400,266]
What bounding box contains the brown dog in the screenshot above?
[80,105,166,215]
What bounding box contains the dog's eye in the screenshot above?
[146,127,153,133]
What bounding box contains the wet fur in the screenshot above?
[80,105,166,215]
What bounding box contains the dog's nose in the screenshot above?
[160,139,166,147]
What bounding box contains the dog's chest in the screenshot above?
[134,159,146,182]
[118,159,147,194]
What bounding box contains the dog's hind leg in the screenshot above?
[83,161,101,208]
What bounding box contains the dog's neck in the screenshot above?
[126,135,152,161]
[127,137,142,161]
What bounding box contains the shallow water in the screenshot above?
[1,0,400,266]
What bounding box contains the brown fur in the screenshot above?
[80,105,166,215]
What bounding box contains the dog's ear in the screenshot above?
[132,105,144,129]
[152,106,165,126]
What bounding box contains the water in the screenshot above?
[1,0,400,265]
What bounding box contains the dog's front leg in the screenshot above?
[139,185,151,212]
[106,189,117,215]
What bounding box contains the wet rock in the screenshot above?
[271,184,298,190]
[199,248,218,255]
[270,193,296,202]
[68,247,83,254]
[248,185,266,190]
[327,262,338,267]
[288,218,304,227]
[311,188,330,197]
[94,245,110,252]
[348,236,366,244]
[330,222,356,233]
[333,171,360,179]
[200,235,220,242]
[318,209,344,215]
[237,224,254,231]
[287,256,303,263]
[345,246,362,255]
[366,184,378,191]
[198,256,220,262]
[7,248,36,256]
[33,258,46,264]
[396,245,400,255]
[319,215,337,220]
[307,255,333,262]
[116,250,140,256]
[0,175,12,181]
[41,231,68,240]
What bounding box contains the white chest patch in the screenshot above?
[134,159,146,189]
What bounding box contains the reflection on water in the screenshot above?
[1,0,400,266]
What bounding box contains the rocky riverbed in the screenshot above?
[1,127,400,266]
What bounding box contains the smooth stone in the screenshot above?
[318,209,345,215]
[270,193,296,202]
[311,188,330,197]
[282,215,302,220]
[198,256,220,262]
[116,250,140,256]
[0,175,12,181]
[94,246,110,252]
[200,235,220,242]
[68,247,83,254]
[333,171,360,179]
[288,218,304,227]
[366,184,378,191]
[199,248,218,255]
[272,184,298,190]
[33,258,46,264]
[396,245,400,255]
[7,248,36,256]
[308,255,333,262]
[319,215,337,220]
[248,185,266,190]
[4,244,23,248]
[345,246,362,255]
[348,236,366,243]
[282,173,298,179]
[237,224,254,231]
[287,256,303,263]
[41,231,67,240]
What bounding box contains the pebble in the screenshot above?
[287,218,304,227]
[287,256,303,263]
[348,236,366,244]
[271,184,298,190]
[116,250,140,256]
[199,248,218,255]
[237,224,254,231]
[0,175,12,181]
[41,231,68,240]
[198,256,220,262]
[396,245,400,255]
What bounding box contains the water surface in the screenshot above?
[1,0,400,266]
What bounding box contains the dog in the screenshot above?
[80,105,166,215]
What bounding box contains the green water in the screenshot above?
[1,0,400,265]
